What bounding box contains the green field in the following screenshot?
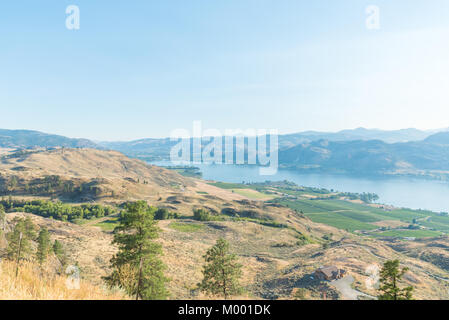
[168,222,204,232]
[277,198,449,236]
[94,216,120,231]
[306,212,379,232]
[208,181,449,237]
[208,182,253,189]
[370,229,443,238]
[231,188,276,200]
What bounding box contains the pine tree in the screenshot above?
[53,239,64,257]
[0,205,6,251]
[378,259,413,300]
[52,240,68,271]
[199,238,243,299]
[6,217,37,261]
[36,227,51,266]
[7,196,13,210]
[0,204,5,234]
[104,201,169,300]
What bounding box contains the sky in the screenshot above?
[1,1,449,141]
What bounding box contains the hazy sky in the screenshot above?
[1,1,449,141]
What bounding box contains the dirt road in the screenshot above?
[331,276,375,300]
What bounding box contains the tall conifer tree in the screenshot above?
[199,238,243,299]
[378,260,413,300]
[105,201,169,300]
[36,227,51,266]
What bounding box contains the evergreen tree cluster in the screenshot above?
[105,202,243,300]
[4,216,68,271]
[0,198,117,222]
[154,208,179,220]
[193,208,213,221]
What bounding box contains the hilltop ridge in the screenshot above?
[0,148,193,202]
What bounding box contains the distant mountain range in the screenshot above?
[278,127,436,148]
[278,136,449,177]
[0,129,98,149]
[99,138,174,160]
[2,127,449,179]
[99,128,442,160]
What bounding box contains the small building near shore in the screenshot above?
[314,265,346,281]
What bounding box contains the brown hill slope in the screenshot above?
[4,212,449,300]
[0,148,307,219]
[0,148,193,201]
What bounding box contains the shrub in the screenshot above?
[154,208,179,220]
[193,209,212,221]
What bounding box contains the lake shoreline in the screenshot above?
[149,161,449,213]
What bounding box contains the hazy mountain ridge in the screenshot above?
[0,127,439,152]
[0,129,99,149]
[279,138,449,176]
[97,128,441,162]
[2,128,449,178]
[100,138,175,160]
[424,131,449,145]
[279,127,434,148]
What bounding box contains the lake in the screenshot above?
[151,162,449,213]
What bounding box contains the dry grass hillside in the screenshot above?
[155,218,449,300]
[0,212,127,300]
[0,148,193,201]
[2,148,449,300]
[3,211,449,300]
[387,238,449,275]
[0,148,308,219]
[1,212,118,283]
[0,260,126,300]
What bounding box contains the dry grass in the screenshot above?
[0,260,126,300]
[191,180,247,201]
[0,148,194,202]
[6,208,449,300]
[6,212,117,285]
